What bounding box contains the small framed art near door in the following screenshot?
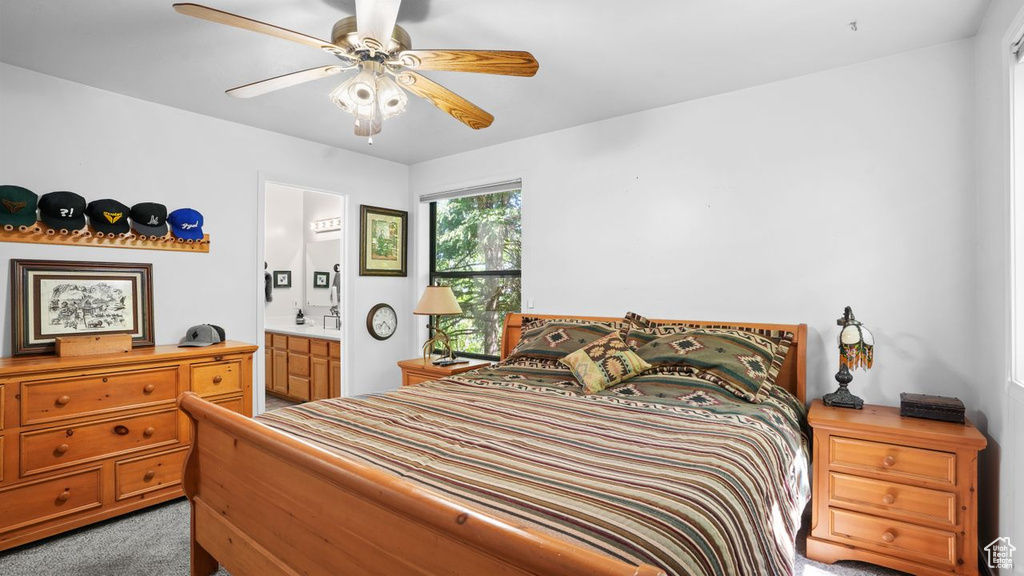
[10,259,155,356]
[359,205,407,277]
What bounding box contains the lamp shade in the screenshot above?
[414,286,462,316]
[838,320,874,371]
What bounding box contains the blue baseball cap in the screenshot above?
[167,208,204,240]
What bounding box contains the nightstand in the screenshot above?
[807,400,987,575]
[397,357,492,386]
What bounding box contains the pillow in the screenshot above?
[509,321,620,360]
[635,328,793,403]
[560,333,651,394]
[622,312,659,350]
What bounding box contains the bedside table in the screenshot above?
[397,357,492,386]
[807,400,987,575]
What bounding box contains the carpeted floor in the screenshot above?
[0,499,909,576]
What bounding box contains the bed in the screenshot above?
[179,313,809,576]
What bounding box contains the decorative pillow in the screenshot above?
[635,328,793,403]
[560,333,652,394]
[509,321,620,360]
[622,312,659,350]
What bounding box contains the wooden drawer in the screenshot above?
[211,395,244,414]
[0,468,101,534]
[288,336,309,354]
[329,341,340,359]
[288,353,310,378]
[115,447,189,500]
[288,375,310,402]
[271,334,288,349]
[21,409,180,476]
[191,361,242,397]
[829,472,956,526]
[830,436,955,485]
[310,339,329,357]
[828,507,956,568]
[21,367,178,426]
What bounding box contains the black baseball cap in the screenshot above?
[38,191,86,231]
[0,185,38,227]
[86,199,131,235]
[130,202,168,236]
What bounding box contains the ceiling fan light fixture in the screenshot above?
[348,62,382,106]
[376,75,408,120]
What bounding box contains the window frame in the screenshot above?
[428,194,522,361]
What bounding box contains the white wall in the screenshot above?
[974,0,1024,568]
[0,63,415,402]
[264,182,304,319]
[412,41,977,409]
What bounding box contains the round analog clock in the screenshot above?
[366,303,397,340]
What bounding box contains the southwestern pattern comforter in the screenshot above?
[257,358,810,576]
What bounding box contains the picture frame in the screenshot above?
[11,259,155,356]
[273,270,292,288]
[359,205,408,277]
[313,271,330,288]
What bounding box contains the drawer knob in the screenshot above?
[56,490,71,503]
[143,427,155,438]
[882,456,896,467]
[56,395,70,406]
[881,531,896,543]
[213,375,223,384]
[882,492,896,505]
[113,425,130,436]
[54,443,69,456]
[143,469,156,482]
[143,384,156,394]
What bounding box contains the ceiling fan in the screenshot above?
[173,1,539,141]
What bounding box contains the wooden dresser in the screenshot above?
[265,332,339,402]
[807,400,987,575]
[0,341,256,551]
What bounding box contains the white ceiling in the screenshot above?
[0,0,991,165]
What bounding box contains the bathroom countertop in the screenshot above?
[265,320,341,341]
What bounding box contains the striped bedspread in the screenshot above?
[257,358,810,576]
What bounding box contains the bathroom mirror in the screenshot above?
[305,240,340,307]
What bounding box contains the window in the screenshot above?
[429,186,521,359]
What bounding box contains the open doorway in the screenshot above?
[261,182,345,412]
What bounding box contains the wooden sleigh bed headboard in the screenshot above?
[180,313,807,576]
[501,313,808,403]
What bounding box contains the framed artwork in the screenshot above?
[359,205,408,277]
[273,270,292,288]
[11,259,154,356]
[313,271,330,288]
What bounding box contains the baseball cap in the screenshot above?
[130,202,168,237]
[178,324,225,347]
[86,199,131,235]
[38,191,86,231]
[0,185,38,227]
[168,208,204,241]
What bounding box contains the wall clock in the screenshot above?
[366,303,397,341]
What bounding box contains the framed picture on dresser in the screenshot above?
[10,259,155,356]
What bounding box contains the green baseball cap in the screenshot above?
[0,185,38,227]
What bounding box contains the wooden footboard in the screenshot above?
[178,392,667,576]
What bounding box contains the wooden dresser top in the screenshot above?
[808,399,987,449]
[0,341,258,377]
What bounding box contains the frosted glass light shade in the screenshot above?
[414,286,462,316]
[376,75,408,120]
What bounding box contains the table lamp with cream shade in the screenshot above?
[414,285,463,364]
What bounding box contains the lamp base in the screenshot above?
[823,385,864,410]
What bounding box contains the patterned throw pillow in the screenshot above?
[510,321,620,360]
[635,328,793,403]
[560,333,652,394]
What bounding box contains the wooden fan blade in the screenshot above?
[226,66,344,98]
[355,0,401,51]
[395,71,494,129]
[173,3,351,58]
[398,50,539,77]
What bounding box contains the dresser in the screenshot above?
[265,332,340,402]
[397,357,492,386]
[807,400,987,575]
[0,341,256,551]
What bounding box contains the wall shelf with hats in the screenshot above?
[0,223,211,253]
